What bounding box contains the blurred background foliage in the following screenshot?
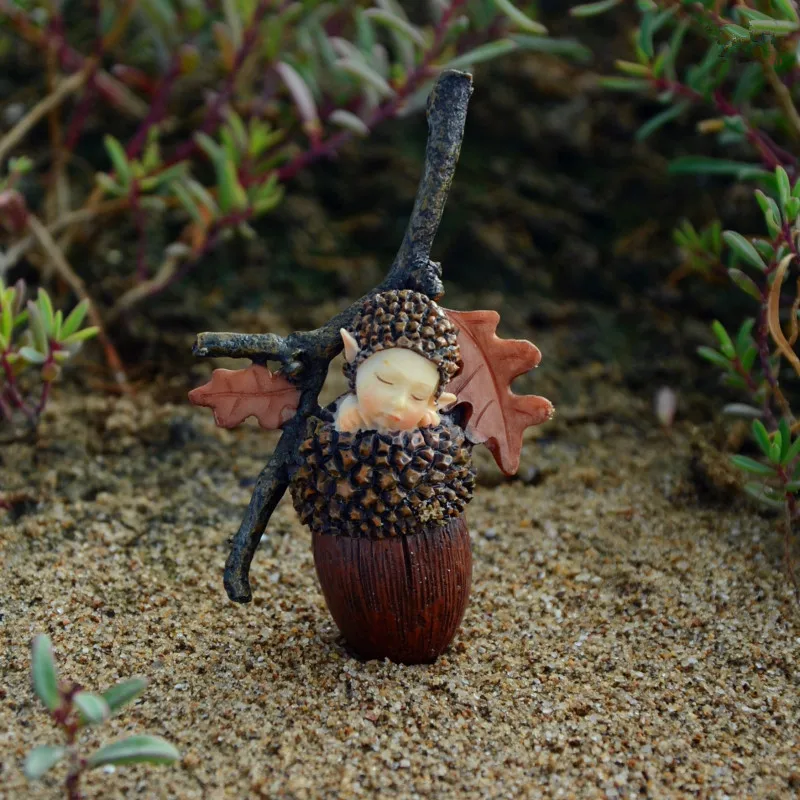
[2,0,800,541]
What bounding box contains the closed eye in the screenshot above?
[376,375,393,385]
[411,394,425,401]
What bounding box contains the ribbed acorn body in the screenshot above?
[290,413,476,664]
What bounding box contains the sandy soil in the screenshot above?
[1,373,799,799]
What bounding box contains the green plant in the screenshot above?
[24,634,179,800]
[0,278,98,428]
[0,1,588,383]
[574,0,800,595]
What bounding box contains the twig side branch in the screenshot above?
[193,70,474,603]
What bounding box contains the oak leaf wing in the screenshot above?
[444,309,554,476]
[188,364,300,429]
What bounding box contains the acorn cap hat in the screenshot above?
[343,289,461,398]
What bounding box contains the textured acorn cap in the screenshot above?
[290,413,475,539]
[343,289,460,398]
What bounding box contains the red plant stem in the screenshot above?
[0,390,13,422]
[753,307,781,427]
[651,77,797,172]
[130,183,149,281]
[63,75,99,152]
[781,481,800,601]
[35,348,57,417]
[171,0,276,164]
[0,354,36,423]
[125,52,184,159]
[712,90,796,171]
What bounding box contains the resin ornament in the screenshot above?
[189,71,554,664]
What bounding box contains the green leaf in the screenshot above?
[61,326,100,345]
[31,635,60,712]
[19,346,47,364]
[87,735,180,768]
[493,0,547,34]
[103,135,132,188]
[144,163,189,191]
[172,182,204,224]
[214,156,246,214]
[96,173,126,197]
[59,300,90,340]
[354,8,376,55]
[774,0,800,22]
[328,109,370,137]
[776,167,791,210]
[512,35,592,63]
[722,403,762,418]
[442,39,519,71]
[24,745,66,780]
[748,18,799,35]
[697,345,730,369]
[636,101,688,141]
[723,23,750,41]
[723,231,767,271]
[251,176,284,215]
[102,677,148,713]
[336,58,395,98]
[785,435,800,464]
[596,76,650,91]
[276,62,320,133]
[755,189,782,237]
[185,180,219,216]
[36,290,55,336]
[736,317,756,356]
[744,482,786,509]
[26,301,48,352]
[770,433,782,463]
[570,0,621,16]
[752,419,772,457]
[728,268,762,301]
[639,11,655,59]
[711,320,736,359]
[668,156,763,177]
[363,8,426,46]
[615,59,650,77]
[194,132,223,162]
[778,418,791,462]
[733,63,765,105]
[731,455,776,476]
[0,286,12,344]
[740,345,757,372]
[75,692,110,725]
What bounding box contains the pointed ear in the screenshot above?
[437,391,458,410]
[340,328,360,364]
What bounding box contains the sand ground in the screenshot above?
[1,374,799,799]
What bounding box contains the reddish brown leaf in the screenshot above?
[444,309,554,476]
[188,364,300,430]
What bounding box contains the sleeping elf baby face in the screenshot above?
[337,328,457,433]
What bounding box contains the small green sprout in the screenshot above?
[24,634,179,799]
[0,279,99,428]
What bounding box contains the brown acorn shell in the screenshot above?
[313,515,472,664]
[290,416,475,540]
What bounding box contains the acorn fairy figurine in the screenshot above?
[289,290,475,663]
[189,71,553,664]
